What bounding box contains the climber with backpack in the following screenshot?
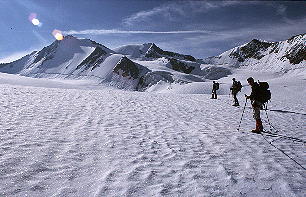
[211,81,219,99]
[230,78,242,106]
[245,77,271,133]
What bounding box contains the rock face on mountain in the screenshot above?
[204,33,306,72]
[144,43,197,62]
[76,46,108,71]
[113,56,142,79]
[229,39,273,62]
[137,71,175,91]
[282,34,306,65]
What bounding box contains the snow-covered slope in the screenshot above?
[0,71,305,197]
[0,37,214,91]
[0,36,176,90]
[204,34,306,72]
[0,35,116,78]
[0,33,305,196]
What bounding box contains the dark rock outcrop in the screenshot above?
[76,47,108,71]
[229,39,273,62]
[113,56,141,79]
[145,43,196,62]
[168,58,194,74]
[283,43,306,64]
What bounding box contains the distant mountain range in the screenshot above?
[0,33,305,90]
[203,33,305,72]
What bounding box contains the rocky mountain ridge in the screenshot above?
[204,33,305,72]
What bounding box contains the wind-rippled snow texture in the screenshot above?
[0,84,305,197]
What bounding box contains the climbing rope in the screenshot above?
[260,132,306,171]
[262,103,305,144]
[236,101,306,170]
[264,103,279,133]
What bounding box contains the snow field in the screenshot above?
[0,75,305,196]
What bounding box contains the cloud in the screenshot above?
[63,29,213,35]
[122,1,258,26]
[122,3,185,26]
[122,1,295,30]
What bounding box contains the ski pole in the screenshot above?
[237,97,248,132]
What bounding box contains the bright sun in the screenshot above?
[31,18,40,26]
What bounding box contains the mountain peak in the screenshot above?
[52,35,113,53]
[56,35,104,49]
[148,43,158,47]
[245,39,273,48]
[250,38,269,43]
[142,43,158,49]
[287,33,306,44]
[204,33,305,71]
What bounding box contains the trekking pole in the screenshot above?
[237,97,248,132]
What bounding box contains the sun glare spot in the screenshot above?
[52,30,64,40]
[28,13,42,27]
[32,18,40,26]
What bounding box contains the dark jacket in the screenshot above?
[249,82,261,101]
[231,81,240,94]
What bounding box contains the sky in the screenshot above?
[0,0,305,63]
